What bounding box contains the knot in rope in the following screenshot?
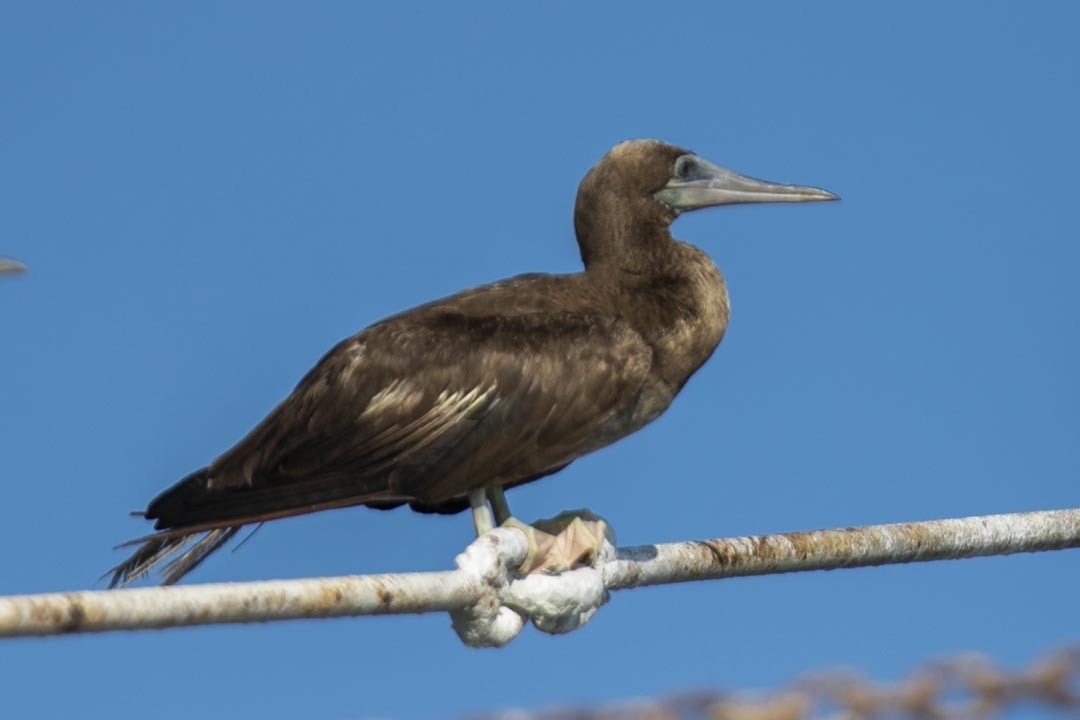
[449,527,613,648]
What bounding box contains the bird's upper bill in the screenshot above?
[653,154,838,213]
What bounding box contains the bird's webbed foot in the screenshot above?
[469,487,615,574]
[502,509,616,575]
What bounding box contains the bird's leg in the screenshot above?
[486,485,513,526]
[468,488,494,536]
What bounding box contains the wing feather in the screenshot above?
[114,274,657,585]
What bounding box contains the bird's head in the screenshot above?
[574,139,837,267]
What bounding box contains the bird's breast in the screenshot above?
[639,246,730,392]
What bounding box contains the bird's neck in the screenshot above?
[587,238,731,391]
[574,191,676,273]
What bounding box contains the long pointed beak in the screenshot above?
[0,258,26,275]
[654,156,838,212]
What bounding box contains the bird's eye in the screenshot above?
[676,157,696,179]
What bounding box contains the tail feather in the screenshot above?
[107,527,240,588]
[109,464,412,587]
[159,527,241,585]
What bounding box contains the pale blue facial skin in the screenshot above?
[654,154,839,213]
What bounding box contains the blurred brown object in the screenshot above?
[460,646,1080,720]
[0,257,27,274]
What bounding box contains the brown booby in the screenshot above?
[109,140,836,586]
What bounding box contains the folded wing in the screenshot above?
[110,299,653,586]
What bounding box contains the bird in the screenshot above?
[109,139,837,586]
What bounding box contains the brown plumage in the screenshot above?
[109,139,836,586]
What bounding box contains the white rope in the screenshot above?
[1,508,1078,647]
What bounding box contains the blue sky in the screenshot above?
[1,2,1078,718]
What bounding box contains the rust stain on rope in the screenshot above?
[0,571,480,637]
[604,509,1080,590]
